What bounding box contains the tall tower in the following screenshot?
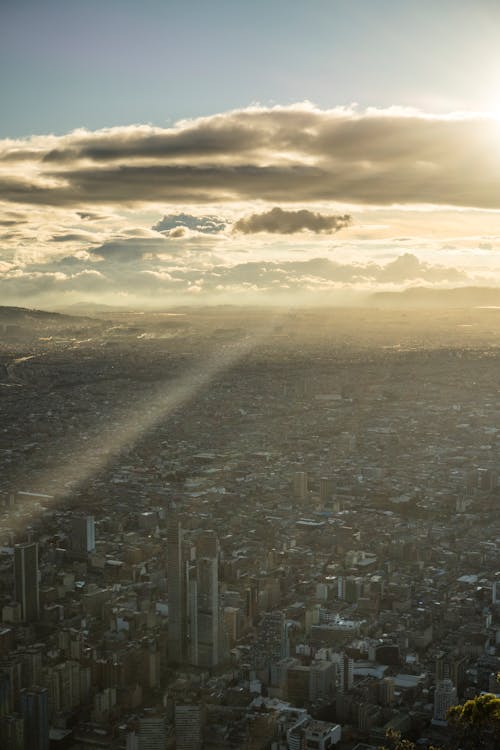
[20,687,49,750]
[167,511,187,665]
[14,543,39,623]
[188,531,222,669]
[71,516,96,555]
[195,556,219,668]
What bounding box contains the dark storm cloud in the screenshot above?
[153,213,227,234]
[2,105,500,209]
[233,207,352,234]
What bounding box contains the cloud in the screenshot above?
[0,269,107,300]
[376,253,465,283]
[0,250,471,307]
[1,104,500,209]
[153,213,227,234]
[77,211,108,221]
[233,207,352,234]
[90,237,173,262]
[49,231,101,243]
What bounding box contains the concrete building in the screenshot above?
[20,687,49,750]
[137,713,168,750]
[194,555,219,668]
[14,543,39,623]
[288,715,341,750]
[167,511,187,665]
[175,703,203,750]
[293,471,308,499]
[433,679,457,723]
[71,515,96,555]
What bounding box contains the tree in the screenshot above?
[447,692,500,750]
[380,690,500,750]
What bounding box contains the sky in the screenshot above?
[1,0,500,308]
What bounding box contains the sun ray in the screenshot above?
[5,320,279,531]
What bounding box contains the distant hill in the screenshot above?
[56,301,127,314]
[0,306,105,337]
[0,305,80,322]
[369,286,500,308]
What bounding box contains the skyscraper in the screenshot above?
[14,543,39,623]
[71,515,96,555]
[168,519,224,669]
[20,687,49,750]
[195,555,219,668]
[167,511,188,665]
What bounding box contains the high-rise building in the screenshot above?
[319,478,335,504]
[167,511,188,665]
[253,612,288,670]
[195,530,219,559]
[71,515,96,555]
[47,660,81,717]
[187,531,224,669]
[309,661,336,702]
[287,665,310,706]
[0,671,11,717]
[168,519,224,669]
[194,556,219,668]
[433,679,457,723]
[493,580,500,605]
[379,677,395,706]
[20,686,49,750]
[14,543,39,623]
[175,703,203,750]
[0,713,24,750]
[137,712,168,750]
[293,471,308,499]
[435,652,467,696]
[336,653,353,693]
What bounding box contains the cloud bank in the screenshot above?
[1,103,500,209]
[2,103,500,307]
[0,250,473,308]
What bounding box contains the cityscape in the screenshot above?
[2,1,500,748]
[1,306,500,748]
